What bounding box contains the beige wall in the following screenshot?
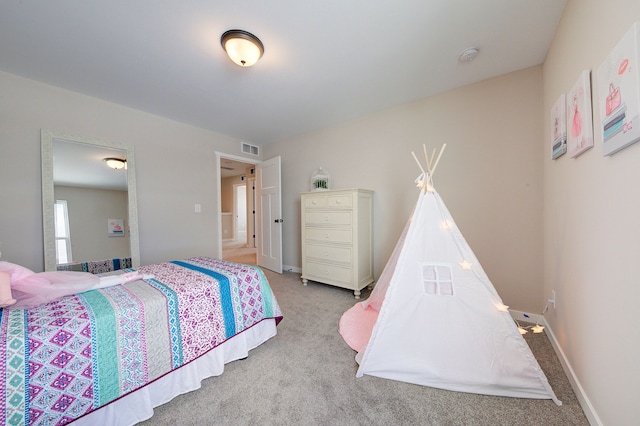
[221,175,245,212]
[543,0,640,424]
[54,185,130,262]
[0,70,251,270]
[264,65,544,313]
[2,5,635,419]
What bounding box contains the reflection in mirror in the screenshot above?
[41,130,140,272]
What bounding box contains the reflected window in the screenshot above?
[54,200,72,264]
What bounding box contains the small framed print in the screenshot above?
[551,94,567,159]
[567,70,594,158]
[108,219,125,237]
[597,22,640,156]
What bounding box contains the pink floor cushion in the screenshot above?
[338,303,379,353]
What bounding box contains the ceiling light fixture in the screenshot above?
[103,157,126,170]
[221,29,264,67]
[459,47,480,62]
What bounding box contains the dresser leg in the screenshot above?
[354,289,361,299]
[302,278,308,286]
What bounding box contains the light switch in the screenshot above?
[194,203,201,213]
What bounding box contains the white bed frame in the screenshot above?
[74,319,277,425]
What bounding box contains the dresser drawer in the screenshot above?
[305,261,352,284]
[327,194,353,208]
[305,211,352,226]
[304,196,327,209]
[305,227,352,244]
[306,244,352,263]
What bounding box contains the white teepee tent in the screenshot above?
[339,145,561,405]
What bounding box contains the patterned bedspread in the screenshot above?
[0,257,282,425]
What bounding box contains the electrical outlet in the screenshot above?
[550,290,556,310]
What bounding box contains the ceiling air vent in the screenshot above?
[241,142,259,156]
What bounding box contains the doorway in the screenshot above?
[219,156,257,265]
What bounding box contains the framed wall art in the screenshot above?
[567,70,594,158]
[596,21,640,156]
[550,93,567,159]
[108,219,125,237]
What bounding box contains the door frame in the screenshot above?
[215,152,257,258]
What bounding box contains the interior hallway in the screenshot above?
[222,239,257,265]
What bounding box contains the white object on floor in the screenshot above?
[339,145,561,405]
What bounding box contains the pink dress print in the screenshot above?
[571,99,582,139]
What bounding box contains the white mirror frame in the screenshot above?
[41,129,140,271]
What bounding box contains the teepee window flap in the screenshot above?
[422,264,454,296]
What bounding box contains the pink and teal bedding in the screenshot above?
[0,257,282,425]
[56,258,132,273]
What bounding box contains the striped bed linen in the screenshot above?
[0,257,282,425]
[56,258,132,274]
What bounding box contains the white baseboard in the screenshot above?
[510,310,602,426]
[283,264,301,274]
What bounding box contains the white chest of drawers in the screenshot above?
[300,189,373,298]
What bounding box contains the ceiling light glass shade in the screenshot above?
[459,47,479,62]
[104,157,126,170]
[221,29,264,67]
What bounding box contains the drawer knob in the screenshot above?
[324,251,329,257]
[324,233,329,238]
[336,200,341,204]
[323,216,329,222]
[312,200,317,205]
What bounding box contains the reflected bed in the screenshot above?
[0,257,282,425]
[56,257,132,273]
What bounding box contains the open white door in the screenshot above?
[256,156,283,273]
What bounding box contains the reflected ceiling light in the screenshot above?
[221,29,264,67]
[104,157,126,170]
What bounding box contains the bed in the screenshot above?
[0,256,282,425]
[56,258,133,273]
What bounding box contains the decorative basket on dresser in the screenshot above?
[300,189,373,298]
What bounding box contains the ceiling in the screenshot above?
[0,1,566,145]
[53,139,128,191]
[53,140,253,189]
[220,158,255,179]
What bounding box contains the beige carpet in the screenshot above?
[142,268,589,426]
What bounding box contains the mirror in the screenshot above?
[41,129,140,271]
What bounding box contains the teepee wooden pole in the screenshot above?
[430,147,436,171]
[430,143,447,176]
[411,151,426,175]
[422,144,431,175]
